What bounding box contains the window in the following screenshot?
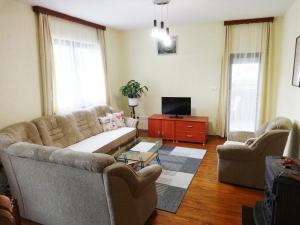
[228,53,261,132]
[52,38,106,114]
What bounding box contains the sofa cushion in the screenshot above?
[99,115,118,132]
[125,117,139,128]
[224,141,246,146]
[265,117,292,132]
[107,112,126,128]
[66,127,137,154]
[94,105,113,117]
[0,122,43,145]
[71,109,103,140]
[33,115,80,148]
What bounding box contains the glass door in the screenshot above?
[228,53,261,132]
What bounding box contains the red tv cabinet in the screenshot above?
[148,114,208,144]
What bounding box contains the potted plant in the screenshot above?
[120,80,148,106]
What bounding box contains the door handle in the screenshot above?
[186,134,193,138]
[187,125,193,128]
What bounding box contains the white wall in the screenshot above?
[0,0,42,129]
[275,0,300,122]
[119,23,225,134]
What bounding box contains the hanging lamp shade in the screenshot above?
[151,19,159,38]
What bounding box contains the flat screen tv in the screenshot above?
[162,97,191,117]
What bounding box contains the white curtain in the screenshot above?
[216,26,232,137]
[37,13,56,115]
[97,29,111,105]
[49,17,107,114]
[216,22,273,136]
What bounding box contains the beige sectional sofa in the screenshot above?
[0,106,137,155]
[0,105,162,225]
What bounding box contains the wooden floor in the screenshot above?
[144,136,263,225]
[23,135,263,225]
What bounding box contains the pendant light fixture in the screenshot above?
[151,0,172,46]
[151,19,159,38]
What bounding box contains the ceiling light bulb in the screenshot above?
[158,28,167,41]
[157,21,166,40]
[151,20,159,38]
[163,35,172,47]
[151,27,159,38]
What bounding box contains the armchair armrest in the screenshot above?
[125,117,139,128]
[217,144,256,161]
[104,163,162,197]
[227,131,255,142]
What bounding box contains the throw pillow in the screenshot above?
[99,116,118,131]
[106,111,126,128]
[245,138,257,145]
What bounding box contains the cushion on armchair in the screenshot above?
[265,117,293,132]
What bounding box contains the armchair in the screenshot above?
[217,117,292,189]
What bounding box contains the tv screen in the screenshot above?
[162,97,191,116]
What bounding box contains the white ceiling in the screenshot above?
[19,0,295,30]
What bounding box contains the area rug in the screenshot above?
[242,206,255,225]
[150,145,206,213]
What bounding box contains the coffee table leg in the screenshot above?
[156,154,161,165]
[141,160,144,168]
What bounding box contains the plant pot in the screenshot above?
[128,98,138,106]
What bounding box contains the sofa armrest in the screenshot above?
[125,117,139,128]
[6,142,116,172]
[0,135,17,166]
[227,131,255,142]
[104,163,162,197]
[217,144,256,161]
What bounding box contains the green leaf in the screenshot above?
[119,80,149,98]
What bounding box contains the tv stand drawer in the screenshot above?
[176,121,207,132]
[175,131,207,143]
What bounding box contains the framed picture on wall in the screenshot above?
[158,36,177,55]
[292,36,300,87]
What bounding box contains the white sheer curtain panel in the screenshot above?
[229,23,272,132]
[37,13,56,115]
[49,17,107,114]
[216,22,273,136]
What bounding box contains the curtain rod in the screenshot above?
[224,17,274,26]
[32,6,106,31]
